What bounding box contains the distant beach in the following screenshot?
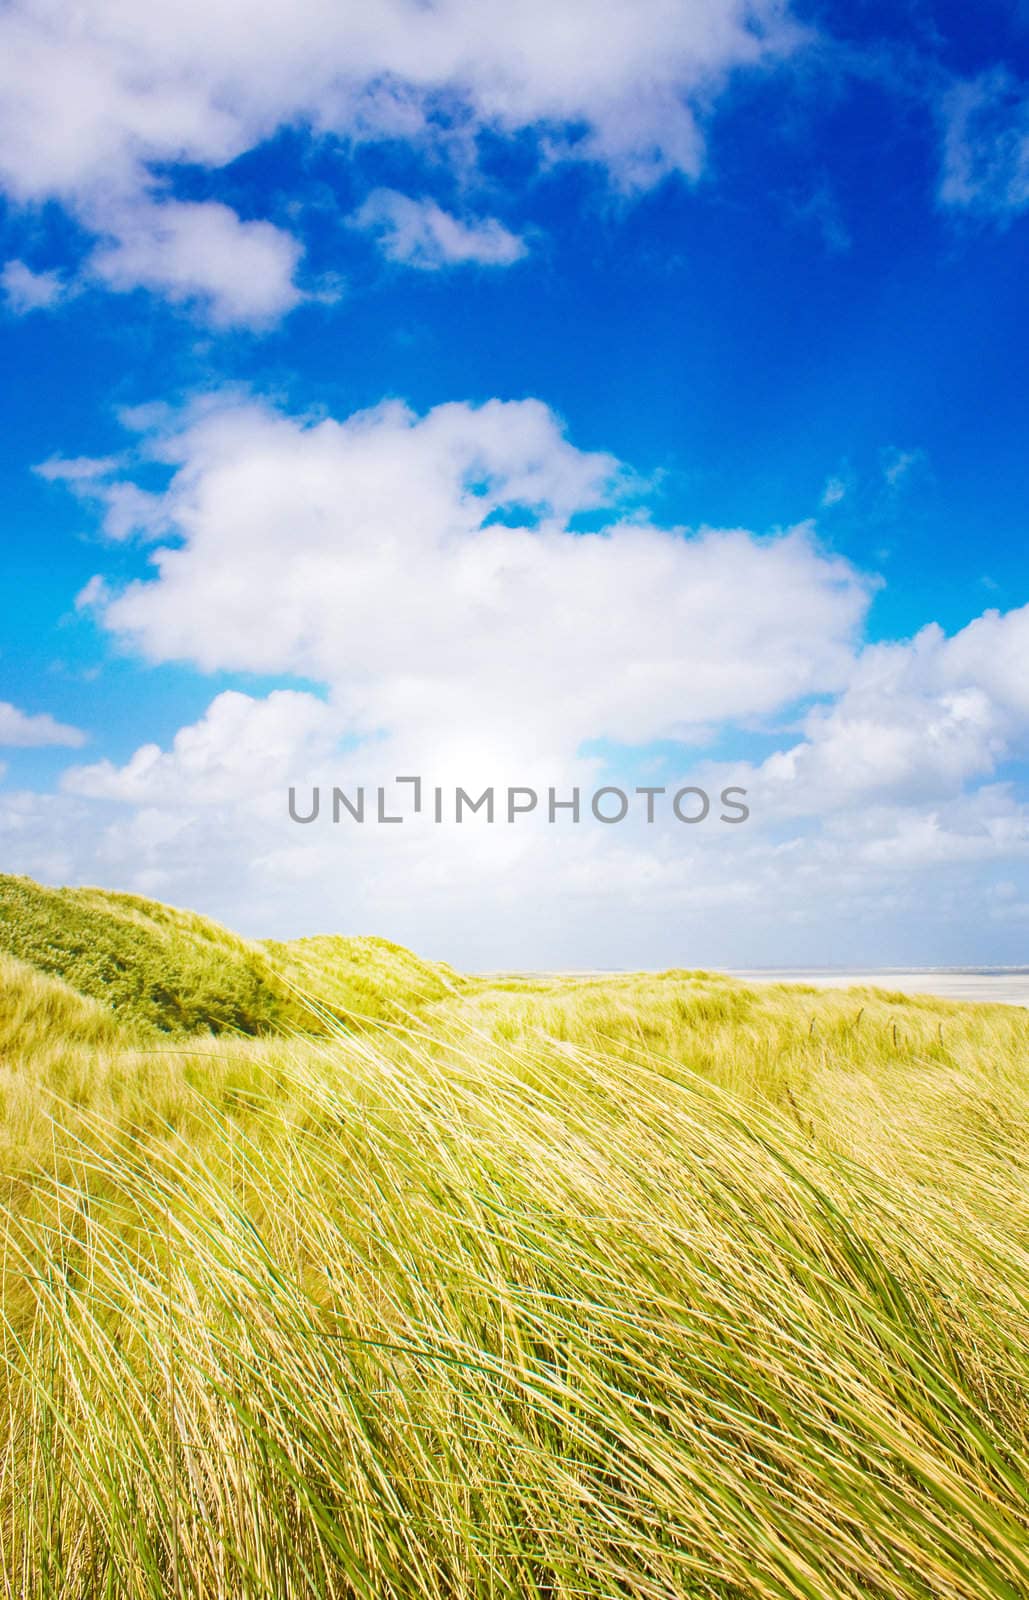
[726,969,1029,1008]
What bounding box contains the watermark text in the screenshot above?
[288,780,750,826]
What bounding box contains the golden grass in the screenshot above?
[1,925,1028,1597]
[0,875,464,1038]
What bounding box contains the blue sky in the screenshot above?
[1,0,1029,967]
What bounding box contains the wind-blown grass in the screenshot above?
[2,958,1028,1599]
[262,933,466,1026]
[0,874,310,1036]
[0,875,463,1037]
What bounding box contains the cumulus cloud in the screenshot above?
[48,391,870,767]
[29,388,1029,966]
[350,190,527,269]
[0,700,86,748]
[731,605,1029,815]
[939,68,1029,217]
[86,199,305,327]
[0,0,805,319]
[65,689,337,807]
[2,200,305,332]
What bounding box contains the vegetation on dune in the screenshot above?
[1,876,1028,1598]
[0,876,461,1037]
[263,932,466,1026]
[456,971,1029,1211]
[0,874,310,1036]
[0,950,127,1058]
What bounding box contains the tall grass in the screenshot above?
[0,874,310,1036]
[2,974,1028,1599]
[0,875,465,1037]
[263,934,466,1027]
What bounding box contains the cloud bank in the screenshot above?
[0,0,803,322]
[6,389,1022,966]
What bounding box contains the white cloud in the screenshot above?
[35,455,118,484]
[820,475,846,507]
[0,0,805,319]
[50,391,870,767]
[0,701,86,748]
[65,689,337,807]
[10,590,1028,968]
[850,788,1029,870]
[43,676,1029,967]
[2,201,306,333]
[0,0,803,198]
[1,258,72,313]
[27,390,1029,967]
[351,190,527,269]
[730,605,1029,816]
[939,68,1029,217]
[35,452,174,542]
[87,198,304,327]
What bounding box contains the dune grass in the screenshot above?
[2,936,1028,1599]
[0,874,313,1037]
[0,876,463,1038]
[262,933,466,1027]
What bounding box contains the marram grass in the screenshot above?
[2,968,1028,1600]
[0,874,465,1038]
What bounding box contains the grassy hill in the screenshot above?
[0,874,463,1037]
[2,874,1028,1599]
[262,932,465,1025]
[0,948,125,1057]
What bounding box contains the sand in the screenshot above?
[726,970,1029,1008]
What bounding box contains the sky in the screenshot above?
[2,0,1029,970]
